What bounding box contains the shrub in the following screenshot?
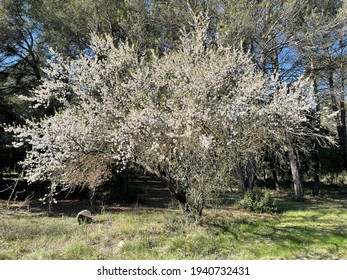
[239,190,277,214]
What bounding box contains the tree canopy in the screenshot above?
[1,0,347,220]
[6,12,335,220]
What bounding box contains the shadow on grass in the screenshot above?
[207,209,347,259]
[275,195,347,213]
[0,177,173,218]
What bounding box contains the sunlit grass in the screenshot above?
[0,198,346,260]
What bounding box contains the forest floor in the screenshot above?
[0,180,346,260]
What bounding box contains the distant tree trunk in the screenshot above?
[121,165,129,195]
[313,174,320,196]
[234,163,247,191]
[287,142,304,197]
[270,53,281,193]
[339,37,347,170]
[310,59,321,196]
[313,142,320,196]
[329,64,347,170]
[234,154,256,192]
[246,154,256,190]
[340,102,347,170]
[272,168,281,192]
[269,154,281,191]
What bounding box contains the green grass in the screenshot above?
[0,194,346,259]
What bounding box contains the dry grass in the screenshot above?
[0,187,346,260]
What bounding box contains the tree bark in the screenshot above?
[234,163,247,191]
[234,155,256,192]
[310,59,321,195]
[313,174,320,196]
[339,101,347,169]
[164,180,199,223]
[287,142,304,197]
[339,37,347,170]
[272,168,281,192]
[329,66,347,170]
[246,154,256,190]
[121,165,129,195]
[268,154,281,191]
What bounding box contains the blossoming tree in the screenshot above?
[7,14,333,221]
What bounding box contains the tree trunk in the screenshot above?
[313,174,320,196]
[312,142,321,196]
[340,102,347,170]
[246,154,256,190]
[234,156,256,192]
[272,168,281,192]
[165,181,199,223]
[234,163,247,191]
[310,59,321,196]
[339,37,347,170]
[137,163,201,222]
[287,142,304,197]
[329,67,347,170]
[269,154,281,191]
[121,165,129,195]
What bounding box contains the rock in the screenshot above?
[77,209,92,224]
[117,240,125,248]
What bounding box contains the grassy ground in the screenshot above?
[0,185,346,260]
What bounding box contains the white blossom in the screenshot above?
[5,14,333,212]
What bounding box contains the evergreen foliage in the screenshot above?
[239,190,277,214]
